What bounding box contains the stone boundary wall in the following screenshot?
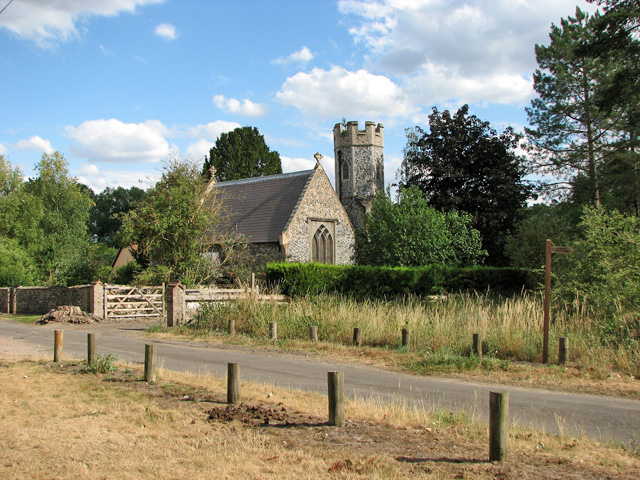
[0,282,104,318]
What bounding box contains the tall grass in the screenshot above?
[189,292,639,376]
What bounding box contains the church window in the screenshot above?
[312,224,334,264]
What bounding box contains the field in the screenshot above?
[1,357,639,480]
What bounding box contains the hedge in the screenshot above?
[265,262,536,299]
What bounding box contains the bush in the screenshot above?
[265,262,534,299]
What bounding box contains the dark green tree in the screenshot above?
[355,187,486,267]
[526,8,629,206]
[89,186,146,245]
[400,105,530,265]
[203,126,282,182]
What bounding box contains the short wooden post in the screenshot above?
[269,322,277,340]
[228,319,236,335]
[489,391,509,462]
[227,362,241,404]
[353,327,362,347]
[144,344,156,383]
[309,326,318,342]
[558,337,569,365]
[402,328,411,348]
[53,330,63,363]
[87,333,96,364]
[473,333,483,358]
[250,273,256,296]
[328,371,345,427]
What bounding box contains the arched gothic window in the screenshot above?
[312,224,334,264]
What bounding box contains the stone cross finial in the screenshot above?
[314,152,323,164]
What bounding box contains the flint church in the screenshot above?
[213,121,385,265]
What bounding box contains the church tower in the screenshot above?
[333,121,384,230]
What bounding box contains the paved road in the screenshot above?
[1,320,638,445]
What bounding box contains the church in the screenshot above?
[213,121,385,265]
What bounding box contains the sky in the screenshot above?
[0,0,599,193]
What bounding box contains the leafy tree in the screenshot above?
[203,126,282,182]
[526,8,630,206]
[400,105,530,265]
[0,155,23,195]
[89,186,146,245]
[554,206,640,340]
[0,237,36,287]
[122,155,250,286]
[20,152,94,284]
[355,187,486,267]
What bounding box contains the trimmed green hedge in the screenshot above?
[265,262,535,298]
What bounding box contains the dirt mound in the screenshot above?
[37,305,101,325]
[208,402,318,427]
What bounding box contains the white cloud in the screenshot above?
[183,121,242,161]
[65,119,170,163]
[76,163,157,193]
[213,95,269,118]
[0,143,6,155]
[0,0,165,47]
[276,66,417,120]
[338,0,599,106]
[14,135,54,154]
[281,156,315,173]
[154,23,177,40]
[272,46,314,67]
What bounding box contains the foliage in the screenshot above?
[400,105,530,265]
[202,126,282,182]
[78,354,118,374]
[0,237,36,286]
[89,186,146,245]
[355,187,486,267]
[554,206,640,340]
[266,262,534,299]
[526,7,636,208]
[505,203,582,269]
[0,154,23,195]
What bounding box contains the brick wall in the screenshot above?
[5,282,104,317]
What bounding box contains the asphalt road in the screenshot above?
[1,320,638,445]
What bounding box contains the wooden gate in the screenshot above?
[104,284,165,321]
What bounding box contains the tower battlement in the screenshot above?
[333,121,384,149]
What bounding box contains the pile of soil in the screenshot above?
[37,305,101,325]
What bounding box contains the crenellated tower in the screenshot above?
[333,121,384,230]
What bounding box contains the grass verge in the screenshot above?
[1,356,638,479]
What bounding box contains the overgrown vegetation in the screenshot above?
[186,292,639,379]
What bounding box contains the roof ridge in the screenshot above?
[215,169,314,187]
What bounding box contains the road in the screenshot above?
[0,320,638,445]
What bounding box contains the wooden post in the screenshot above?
[144,344,156,383]
[54,330,63,363]
[489,391,509,462]
[227,362,241,404]
[10,287,17,315]
[543,239,552,364]
[251,273,256,296]
[353,327,362,347]
[558,337,569,365]
[269,322,277,340]
[87,333,96,364]
[328,371,345,427]
[228,318,236,335]
[401,328,411,348]
[309,326,318,342]
[473,333,483,358]
[103,283,108,321]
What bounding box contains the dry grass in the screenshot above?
[1,356,638,480]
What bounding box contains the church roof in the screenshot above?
[213,169,315,243]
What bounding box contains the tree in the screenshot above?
[89,186,146,245]
[355,187,486,267]
[121,155,247,286]
[202,126,282,182]
[0,155,23,195]
[526,8,630,206]
[400,105,530,265]
[21,152,94,284]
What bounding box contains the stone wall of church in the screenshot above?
[284,167,355,264]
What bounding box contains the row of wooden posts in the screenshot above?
[52,328,511,462]
[242,322,571,365]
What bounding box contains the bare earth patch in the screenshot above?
[1,357,636,479]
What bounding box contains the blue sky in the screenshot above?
[0,0,598,192]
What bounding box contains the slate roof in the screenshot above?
[213,169,315,243]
